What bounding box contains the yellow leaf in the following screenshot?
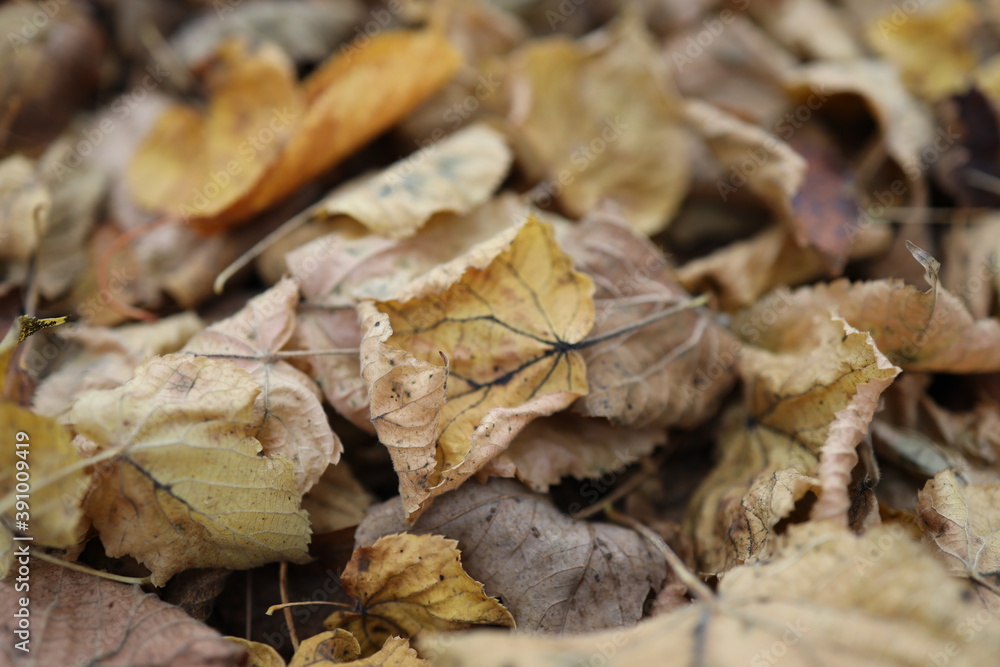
[130,30,462,234]
[325,533,513,656]
[225,636,285,667]
[0,405,88,576]
[360,216,594,515]
[0,314,68,389]
[127,38,302,223]
[507,12,689,235]
[70,353,311,586]
[288,629,360,666]
[866,0,978,101]
[289,632,429,667]
[686,320,899,573]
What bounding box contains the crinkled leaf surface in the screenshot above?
[420,522,1000,667]
[324,533,513,655]
[361,216,594,516]
[686,320,899,573]
[356,478,666,634]
[734,244,1000,372]
[182,277,341,493]
[0,561,245,666]
[917,469,1000,607]
[70,353,311,586]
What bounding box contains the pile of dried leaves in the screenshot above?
[3,0,1000,665]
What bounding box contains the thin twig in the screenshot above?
[279,561,300,652]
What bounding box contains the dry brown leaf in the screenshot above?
[507,12,690,235]
[308,123,512,239]
[130,30,462,233]
[70,353,311,586]
[303,462,375,534]
[732,244,1000,372]
[289,632,429,667]
[290,196,527,431]
[481,414,663,492]
[561,213,737,428]
[356,478,667,635]
[182,277,341,493]
[420,522,1000,667]
[781,59,934,220]
[683,99,805,231]
[686,320,899,573]
[360,216,594,516]
[324,533,513,655]
[748,0,861,60]
[0,561,245,666]
[916,469,1000,607]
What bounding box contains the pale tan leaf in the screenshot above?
[70,354,311,586]
[182,277,341,492]
[310,123,512,239]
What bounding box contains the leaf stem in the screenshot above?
[30,550,151,585]
[604,506,715,604]
[574,293,709,350]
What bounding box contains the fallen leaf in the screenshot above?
[289,629,361,666]
[481,414,663,492]
[360,216,594,516]
[289,632,429,667]
[686,319,899,573]
[128,38,301,224]
[420,522,1000,667]
[732,243,1000,372]
[70,353,311,586]
[507,12,690,234]
[0,154,50,262]
[683,99,805,232]
[356,478,667,635]
[303,462,375,534]
[290,195,528,431]
[182,277,341,493]
[0,560,246,666]
[866,0,978,101]
[325,533,514,655]
[308,123,513,239]
[226,636,285,667]
[561,213,738,428]
[781,59,934,221]
[33,312,204,422]
[916,469,1000,607]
